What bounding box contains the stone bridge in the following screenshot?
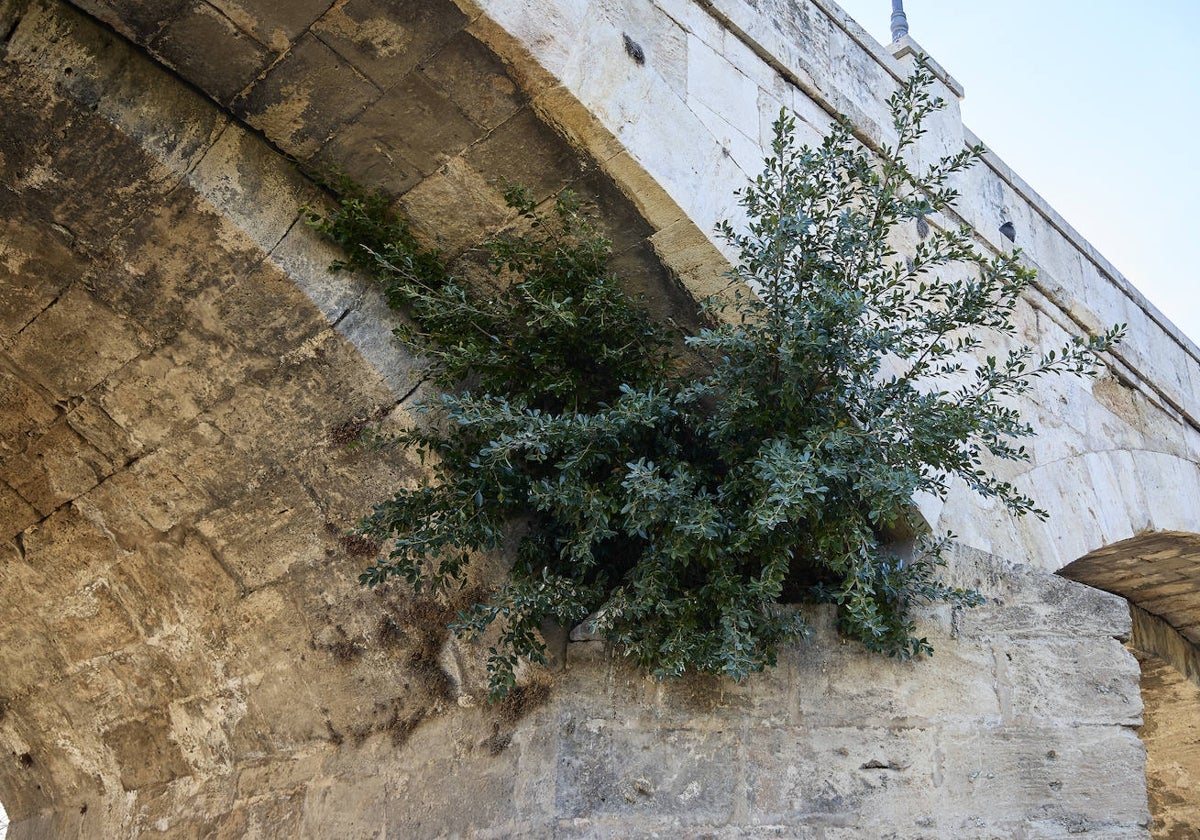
[0,0,1197,836]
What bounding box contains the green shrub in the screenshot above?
[311,65,1122,699]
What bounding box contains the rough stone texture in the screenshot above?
[1137,651,1200,838]
[0,0,1196,836]
[1062,533,1200,660]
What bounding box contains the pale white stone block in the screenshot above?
[476,0,590,78]
[686,31,761,145]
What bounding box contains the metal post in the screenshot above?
[890,0,909,41]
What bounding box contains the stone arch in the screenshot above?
[1060,532,1200,684]
[1059,532,1200,835]
[928,448,1200,574]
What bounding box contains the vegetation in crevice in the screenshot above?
[309,65,1122,699]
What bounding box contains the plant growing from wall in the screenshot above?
[311,65,1122,699]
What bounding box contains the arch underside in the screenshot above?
[1061,532,1200,686]
[1060,533,1200,836]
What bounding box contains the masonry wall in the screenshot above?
[1,0,1197,836]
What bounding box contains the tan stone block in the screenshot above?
[98,333,243,453]
[312,0,468,90]
[423,30,526,130]
[187,122,321,253]
[6,287,146,402]
[0,421,112,515]
[647,218,732,306]
[311,116,426,200]
[100,190,265,341]
[183,263,328,361]
[231,666,329,759]
[0,68,174,247]
[194,467,325,591]
[212,789,305,839]
[607,240,702,332]
[21,503,120,595]
[217,585,311,677]
[162,427,265,514]
[299,772,388,840]
[0,480,38,538]
[0,368,59,461]
[44,645,191,731]
[64,399,141,468]
[200,336,396,471]
[145,534,241,634]
[84,452,211,537]
[236,33,381,160]
[103,712,191,791]
[398,156,513,256]
[347,70,485,181]
[0,544,67,693]
[44,578,141,664]
[65,0,188,43]
[0,210,80,341]
[465,106,587,203]
[528,83,626,166]
[291,441,422,533]
[151,2,271,106]
[167,691,246,777]
[9,0,226,175]
[120,776,238,839]
[206,0,331,52]
[234,750,330,802]
[0,692,107,820]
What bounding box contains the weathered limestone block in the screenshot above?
[6,287,146,402]
[396,156,513,255]
[152,2,272,106]
[954,550,1133,640]
[187,122,322,252]
[1138,651,1200,836]
[0,210,79,341]
[0,414,113,515]
[422,29,526,130]
[104,713,191,792]
[465,105,588,201]
[313,0,467,90]
[206,0,332,53]
[556,720,738,823]
[0,482,37,537]
[236,33,380,159]
[64,0,186,43]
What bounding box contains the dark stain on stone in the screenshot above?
[0,14,20,50]
[623,33,645,65]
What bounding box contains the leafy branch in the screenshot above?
[311,63,1122,698]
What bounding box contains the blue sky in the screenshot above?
[832,0,1200,345]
